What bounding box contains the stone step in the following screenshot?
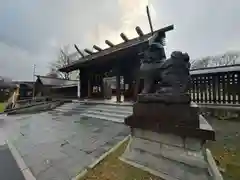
[54,103,132,124]
[86,107,132,114]
[55,103,76,109]
[59,102,132,109]
[84,110,129,118]
[55,103,132,113]
[55,106,87,111]
[80,113,124,123]
[54,103,89,112]
[56,105,128,112]
[59,103,85,107]
[94,105,132,111]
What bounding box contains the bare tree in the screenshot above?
[50,46,70,79]
[191,56,212,69]
[211,53,239,66]
[45,70,59,78]
[191,51,240,69]
[49,45,83,80]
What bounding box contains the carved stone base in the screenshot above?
[120,128,219,180]
[137,93,191,104]
[125,101,215,140]
[125,114,215,141]
[131,102,199,128]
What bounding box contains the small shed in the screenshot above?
[34,75,79,98]
[15,82,35,100]
[0,76,17,102]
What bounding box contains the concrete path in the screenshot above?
[0,144,25,180]
[0,114,32,180]
[0,114,32,145]
[5,103,130,180]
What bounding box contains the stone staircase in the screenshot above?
[54,102,133,123]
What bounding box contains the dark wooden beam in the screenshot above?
[105,40,114,47]
[74,44,85,58]
[88,79,92,98]
[146,6,154,34]
[80,69,88,98]
[120,33,129,42]
[116,73,121,102]
[84,48,94,55]
[135,26,144,37]
[93,45,102,51]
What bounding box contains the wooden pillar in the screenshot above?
[116,69,121,102]
[77,70,81,98]
[133,77,140,101]
[100,75,104,99]
[123,74,130,101]
[132,59,141,101]
[88,79,92,98]
[123,75,126,97]
[80,68,88,98]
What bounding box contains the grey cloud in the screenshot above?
[0,42,52,80]
[155,0,240,58]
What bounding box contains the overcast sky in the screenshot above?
[0,0,239,80]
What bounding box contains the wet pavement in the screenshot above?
[0,114,30,180]
[0,144,25,180]
[0,114,32,145]
[5,103,130,180]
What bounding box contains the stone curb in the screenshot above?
[5,140,36,180]
[4,102,46,113]
[205,148,223,180]
[6,101,63,115]
[72,135,130,180]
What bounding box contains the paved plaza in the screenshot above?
[1,103,130,180]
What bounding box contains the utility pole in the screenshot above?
[32,64,36,98]
[33,64,36,81]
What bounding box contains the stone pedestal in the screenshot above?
[120,100,220,179]
[125,101,215,140]
[128,102,199,128]
[120,128,216,180]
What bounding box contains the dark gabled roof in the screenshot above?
[0,81,16,88]
[0,76,17,88]
[14,81,35,88]
[59,25,174,73]
[36,75,78,88]
[190,64,240,75]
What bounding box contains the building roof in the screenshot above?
[13,81,35,89]
[191,51,240,69]
[0,81,16,88]
[190,64,240,75]
[59,25,174,73]
[36,75,78,88]
[0,76,17,88]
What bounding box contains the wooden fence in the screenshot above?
[190,65,240,105]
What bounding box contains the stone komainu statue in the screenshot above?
[156,51,190,95]
[139,31,191,102]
